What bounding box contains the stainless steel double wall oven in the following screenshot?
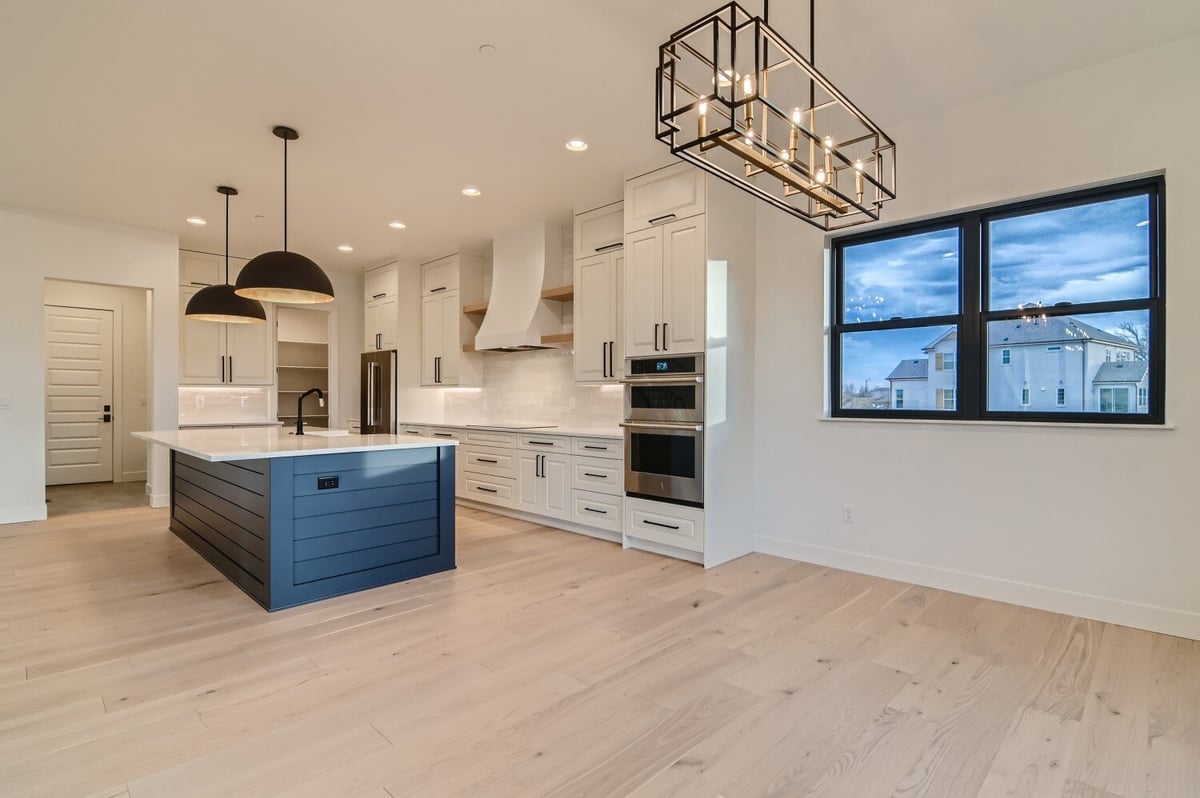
[621,354,704,507]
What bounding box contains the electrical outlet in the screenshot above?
[195,395,205,409]
[240,396,248,407]
[0,396,11,410]
[842,505,854,524]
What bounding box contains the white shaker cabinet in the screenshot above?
[179,286,274,386]
[364,294,398,352]
[573,201,625,260]
[622,215,705,358]
[516,451,571,521]
[573,250,622,382]
[624,163,705,232]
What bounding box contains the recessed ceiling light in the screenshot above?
[388,220,407,230]
[462,185,481,197]
[478,44,496,55]
[337,244,354,253]
[565,138,589,152]
[186,217,207,226]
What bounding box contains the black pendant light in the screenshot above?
[185,186,267,324]
[235,126,335,304]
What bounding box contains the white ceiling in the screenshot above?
[1,0,1197,271]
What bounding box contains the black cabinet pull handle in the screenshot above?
[584,507,608,515]
[648,213,676,225]
[654,323,660,352]
[583,472,607,479]
[228,357,233,381]
[372,292,387,299]
[582,445,607,450]
[406,430,421,435]
[602,341,608,379]
[430,286,447,293]
[434,432,453,437]
[475,486,498,493]
[643,519,681,530]
[594,242,623,253]
[190,281,210,287]
[662,323,669,351]
[527,440,554,446]
[609,339,614,377]
[476,457,499,464]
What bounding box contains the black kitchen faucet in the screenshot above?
[296,388,325,435]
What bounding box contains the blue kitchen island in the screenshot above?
[134,428,457,610]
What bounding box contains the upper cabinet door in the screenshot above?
[574,253,616,383]
[420,294,442,386]
[574,202,624,260]
[179,287,226,384]
[421,255,460,297]
[661,215,706,355]
[180,252,222,288]
[623,227,664,358]
[624,164,705,232]
[364,263,399,302]
[379,295,399,350]
[364,298,381,352]
[226,303,275,385]
[437,292,461,384]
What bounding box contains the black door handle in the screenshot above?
[662,323,668,351]
[654,323,660,352]
[609,340,614,377]
[602,341,608,379]
[643,519,681,530]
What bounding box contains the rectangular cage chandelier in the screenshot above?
[656,1,897,230]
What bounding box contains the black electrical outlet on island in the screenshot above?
[317,476,339,490]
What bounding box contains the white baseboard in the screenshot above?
[121,470,147,483]
[755,535,1200,642]
[148,493,169,509]
[0,504,49,525]
[456,499,622,544]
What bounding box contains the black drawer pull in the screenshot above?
[648,213,677,225]
[372,292,387,299]
[583,472,607,479]
[584,507,608,515]
[405,430,421,435]
[429,286,448,293]
[643,519,680,530]
[594,242,623,253]
[527,440,554,446]
[434,432,453,437]
[582,445,609,450]
[475,486,498,493]
[476,457,499,464]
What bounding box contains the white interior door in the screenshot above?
[45,306,115,485]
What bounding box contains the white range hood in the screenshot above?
[474,222,565,352]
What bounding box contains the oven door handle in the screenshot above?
[619,421,703,432]
[619,375,703,385]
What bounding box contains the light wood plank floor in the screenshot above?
[0,503,1196,797]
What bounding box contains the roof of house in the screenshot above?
[987,316,1132,347]
[887,359,928,380]
[922,328,958,352]
[1093,360,1149,383]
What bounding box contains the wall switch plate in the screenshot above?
[0,397,10,410]
[195,396,205,409]
[842,505,854,524]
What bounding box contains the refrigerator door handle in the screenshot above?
[366,361,377,427]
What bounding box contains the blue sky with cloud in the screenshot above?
[839,194,1151,394]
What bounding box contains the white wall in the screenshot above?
[44,279,150,482]
[0,207,179,522]
[752,35,1200,639]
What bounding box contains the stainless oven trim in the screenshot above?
[622,422,704,506]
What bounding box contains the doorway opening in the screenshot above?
[43,279,150,513]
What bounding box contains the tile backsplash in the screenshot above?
[437,348,622,427]
[178,386,273,425]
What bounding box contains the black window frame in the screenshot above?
[830,176,1166,425]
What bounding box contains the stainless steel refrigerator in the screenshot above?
[360,350,397,434]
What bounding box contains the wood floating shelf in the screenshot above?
[541,285,574,302]
[462,343,476,353]
[541,332,574,347]
[461,286,574,318]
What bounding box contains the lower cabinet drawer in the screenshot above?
[461,445,516,478]
[625,496,705,553]
[571,436,622,459]
[518,433,569,453]
[464,475,515,508]
[571,490,623,534]
[571,455,623,496]
[463,429,515,448]
[400,425,431,437]
[429,427,460,441]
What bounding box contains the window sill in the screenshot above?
[819,416,1176,431]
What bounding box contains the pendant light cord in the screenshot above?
[809,0,815,113]
[224,191,230,284]
[283,137,289,252]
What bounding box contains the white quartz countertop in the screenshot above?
[177,420,285,429]
[134,427,456,463]
[398,421,623,440]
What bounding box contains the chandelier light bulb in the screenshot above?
[824,135,834,151]
[698,99,708,117]
[791,107,802,126]
[742,75,753,95]
[816,168,826,184]
[854,159,864,171]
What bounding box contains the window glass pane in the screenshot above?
[986,309,1150,414]
[988,194,1150,310]
[840,325,956,411]
[842,228,959,322]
